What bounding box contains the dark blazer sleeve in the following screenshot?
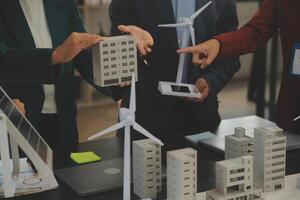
[109,0,137,35]
[199,0,240,94]
[0,42,57,83]
[70,1,124,101]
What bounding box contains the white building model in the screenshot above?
[167,148,197,200]
[225,127,253,159]
[253,127,286,192]
[133,139,162,199]
[206,156,263,200]
[92,35,138,87]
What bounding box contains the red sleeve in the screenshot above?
[214,0,278,60]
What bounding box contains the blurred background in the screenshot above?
[75,0,282,142]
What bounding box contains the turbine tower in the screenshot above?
[159,1,212,83]
[88,75,164,200]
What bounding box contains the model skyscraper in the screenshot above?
[206,156,262,200]
[254,127,286,192]
[225,127,253,159]
[92,35,138,87]
[133,139,162,199]
[167,148,197,200]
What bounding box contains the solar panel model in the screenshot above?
[92,35,138,87]
[0,87,58,198]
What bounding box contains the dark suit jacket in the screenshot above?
[110,0,240,137]
[215,0,300,133]
[0,0,117,147]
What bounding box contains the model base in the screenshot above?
[0,158,58,198]
[158,81,202,98]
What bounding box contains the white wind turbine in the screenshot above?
[88,75,164,200]
[158,1,212,98]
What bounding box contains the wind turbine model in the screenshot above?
[88,75,164,200]
[158,1,212,98]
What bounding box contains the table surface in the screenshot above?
[9,116,300,200]
[186,116,300,153]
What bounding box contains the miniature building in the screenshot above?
[133,139,162,199]
[225,127,253,159]
[254,127,286,192]
[206,156,263,200]
[92,35,138,87]
[167,148,197,200]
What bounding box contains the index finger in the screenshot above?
[177,46,198,54]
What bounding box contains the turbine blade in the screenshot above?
[294,116,300,121]
[190,1,212,20]
[129,74,136,113]
[132,122,164,146]
[190,26,196,46]
[88,121,126,140]
[158,23,188,28]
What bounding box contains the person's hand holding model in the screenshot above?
[50,25,153,66]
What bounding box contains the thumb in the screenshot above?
[118,25,131,33]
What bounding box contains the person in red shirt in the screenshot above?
[178,0,300,133]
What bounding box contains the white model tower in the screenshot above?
[133,139,162,199]
[93,35,138,87]
[254,127,286,192]
[167,148,197,200]
[225,127,253,159]
[206,156,262,200]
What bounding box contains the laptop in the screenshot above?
[55,158,124,197]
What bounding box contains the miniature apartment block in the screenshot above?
[206,156,263,200]
[133,139,162,199]
[167,148,197,200]
[92,35,138,87]
[225,127,253,159]
[254,127,286,192]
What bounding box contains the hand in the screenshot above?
[186,78,209,103]
[12,99,25,114]
[51,32,105,65]
[118,25,154,56]
[177,39,221,69]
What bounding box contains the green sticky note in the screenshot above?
[70,151,101,164]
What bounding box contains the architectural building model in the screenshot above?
[0,88,58,198]
[254,127,286,192]
[92,35,138,87]
[206,156,263,200]
[167,148,197,200]
[157,1,212,98]
[133,139,162,199]
[88,75,164,200]
[225,127,253,159]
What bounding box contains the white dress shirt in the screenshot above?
[20,0,58,114]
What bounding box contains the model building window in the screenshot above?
[122,48,127,52]
[110,43,116,46]
[111,50,116,54]
[129,54,135,58]
[121,41,127,45]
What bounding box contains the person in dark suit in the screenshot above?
[110,0,240,148]
[0,0,153,151]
